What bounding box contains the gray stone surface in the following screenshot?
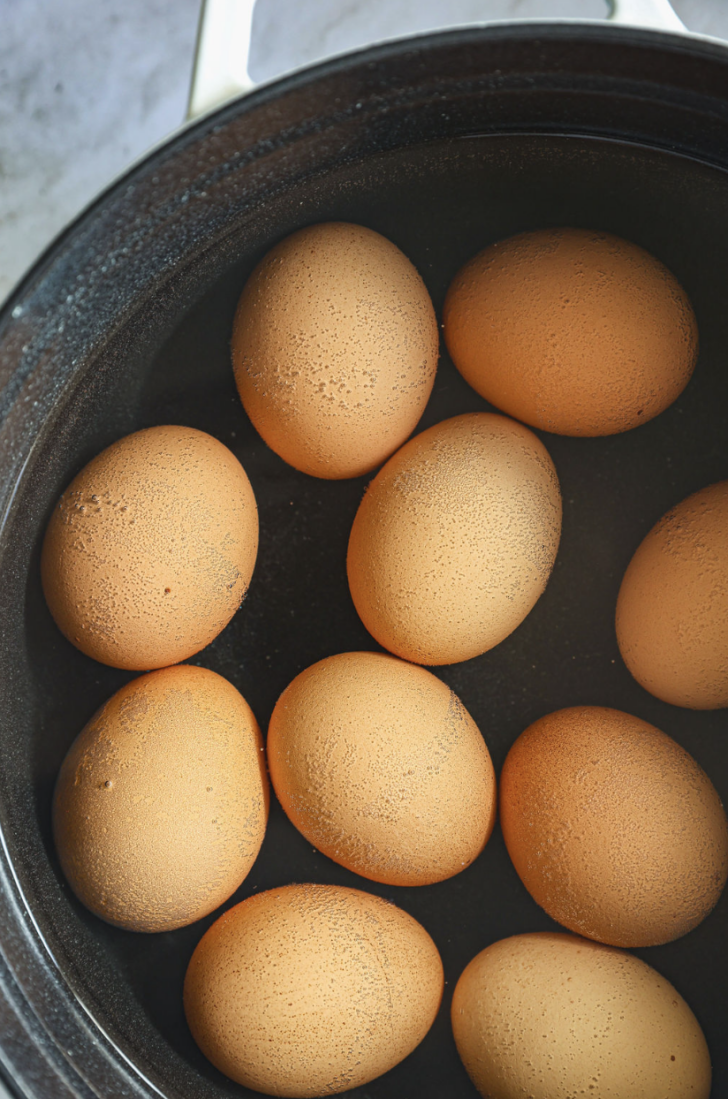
[1,0,726,303]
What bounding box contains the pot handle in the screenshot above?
[606,0,685,31]
[188,0,256,120]
[186,0,686,121]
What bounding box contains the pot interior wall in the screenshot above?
[3,130,728,1097]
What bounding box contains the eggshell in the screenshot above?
[451,932,712,1099]
[183,883,444,1097]
[443,227,697,436]
[41,425,258,670]
[616,480,728,709]
[53,665,268,932]
[231,222,439,479]
[267,651,496,886]
[347,412,562,665]
[500,706,728,948]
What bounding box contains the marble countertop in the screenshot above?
[2,0,727,304]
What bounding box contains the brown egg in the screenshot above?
[231,222,438,479]
[443,227,697,436]
[184,883,444,1097]
[347,413,561,665]
[616,480,728,709]
[41,425,258,670]
[53,665,268,932]
[267,651,496,886]
[452,932,712,1099]
[500,706,728,948]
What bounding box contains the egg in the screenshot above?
[451,932,711,1099]
[499,706,728,948]
[267,651,496,886]
[443,227,697,436]
[41,425,258,670]
[347,412,562,665]
[53,665,268,932]
[616,480,728,709]
[183,883,444,1097]
[231,222,439,479]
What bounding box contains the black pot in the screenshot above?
[1,14,728,1099]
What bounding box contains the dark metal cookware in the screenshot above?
[1,7,728,1097]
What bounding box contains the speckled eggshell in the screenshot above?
[183,883,444,1097]
[443,228,697,436]
[616,480,728,709]
[267,651,496,886]
[346,412,562,665]
[451,932,712,1099]
[53,665,269,933]
[41,425,258,670]
[500,706,728,948]
[231,221,439,479]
